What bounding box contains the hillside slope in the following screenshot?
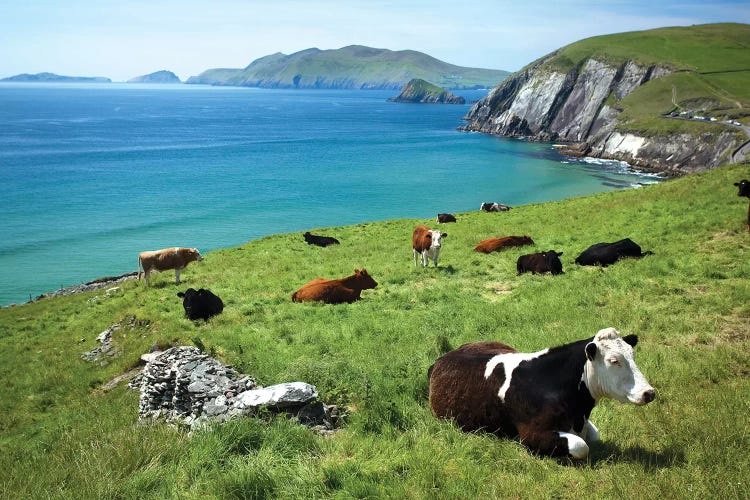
[463,23,750,175]
[387,78,465,104]
[0,164,749,497]
[186,45,509,90]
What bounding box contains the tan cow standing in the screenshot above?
[138,247,203,286]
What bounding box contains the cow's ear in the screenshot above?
[556,251,563,256]
[177,292,185,298]
[442,233,448,238]
[585,342,597,361]
[735,182,740,187]
[623,334,638,347]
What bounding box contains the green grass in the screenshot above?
[2,163,750,498]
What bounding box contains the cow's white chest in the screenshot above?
[484,349,549,401]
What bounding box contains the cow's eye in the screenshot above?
[609,358,620,366]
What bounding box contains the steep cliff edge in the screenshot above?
[387,79,465,104]
[462,23,750,175]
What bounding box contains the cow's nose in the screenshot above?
[643,389,655,404]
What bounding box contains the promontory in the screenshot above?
[461,23,750,176]
[0,72,111,83]
[127,70,181,84]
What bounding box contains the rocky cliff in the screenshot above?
[462,55,745,175]
[388,79,465,104]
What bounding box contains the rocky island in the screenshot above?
[187,45,508,90]
[388,79,465,104]
[461,23,750,175]
[0,72,111,83]
[127,70,181,84]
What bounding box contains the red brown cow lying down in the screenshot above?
[138,247,203,286]
[474,236,534,253]
[428,328,655,459]
[291,269,378,304]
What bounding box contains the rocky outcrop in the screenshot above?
[462,56,743,175]
[388,79,465,104]
[127,70,181,84]
[128,346,341,433]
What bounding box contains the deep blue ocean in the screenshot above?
[0,83,660,306]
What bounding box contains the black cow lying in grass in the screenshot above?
[303,231,340,247]
[177,288,224,321]
[575,238,652,267]
[734,179,750,231]
[437,213,457,223]
[517,251,563,275]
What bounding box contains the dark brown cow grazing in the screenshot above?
[517,251,563,275]
[412,225,447,267]
[734,179,750,231]
[437,213,457,223]
[475,236,534,253]
[291,269,378,304]
[428,328,655,459]
[138,247,203,286]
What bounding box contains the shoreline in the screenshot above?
[3,271,140,308]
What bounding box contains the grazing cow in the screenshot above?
[437,213,457,224]
[412,225,447,267]
[177,288,224,321]
[480,202,511,212]
[428,327,655,459]
[138,247,202,286]
[303,231,340,247]
[574,238,652,267]
[517,251,563,275]
[475,236,534,254]
[291,268,378,304]
[734,179,750,231]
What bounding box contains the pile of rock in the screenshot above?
[81,315,150,364]
[128,346,341,433]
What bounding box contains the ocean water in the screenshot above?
[0,83,659,306]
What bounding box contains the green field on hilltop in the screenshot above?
[1,164,749,498]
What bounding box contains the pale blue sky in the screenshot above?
[1,0,748,82]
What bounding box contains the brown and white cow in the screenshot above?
[734,179,750,231]
[138,247,203,286]
[428,327,655,459]
[413,225,447,267]
[475,236,534,254]
[291,268,378,304]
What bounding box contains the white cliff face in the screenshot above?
[462,57,743,175]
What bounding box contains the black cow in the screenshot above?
[480,202,511,212]
[437,213,457,223]
[575,238,652,267]
[734,180,750,231]
[428,327,656,459]
[517,251,563,275]
[303,231,340,247]
[177,288,224,321]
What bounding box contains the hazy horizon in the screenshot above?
[1,1,749,82]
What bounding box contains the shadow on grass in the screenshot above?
[585,441,686,470]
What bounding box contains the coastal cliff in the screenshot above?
[462,24,750,175]
[387,79,465,104]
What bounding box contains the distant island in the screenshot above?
[187,45,508,90]
[388,79,465,104]
[0,72,111,83]
[127,70,182,84]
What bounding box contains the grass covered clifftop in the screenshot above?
[1,164,749,497]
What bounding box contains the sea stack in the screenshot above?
[388,79,465,104]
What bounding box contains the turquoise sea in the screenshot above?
[0,83,660,306]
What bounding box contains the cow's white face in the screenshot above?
[429,230,445,250]
[584,328,655,405]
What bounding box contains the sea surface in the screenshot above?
[0,83,660,306]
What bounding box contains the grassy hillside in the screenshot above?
[541,23,750,134]
[1,164,749,498]
[186,45,509,90]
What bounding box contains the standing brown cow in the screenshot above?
[413,225,447,267]
[138,247,203,286]
[291,269,378,304]
[474,236,534,253]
